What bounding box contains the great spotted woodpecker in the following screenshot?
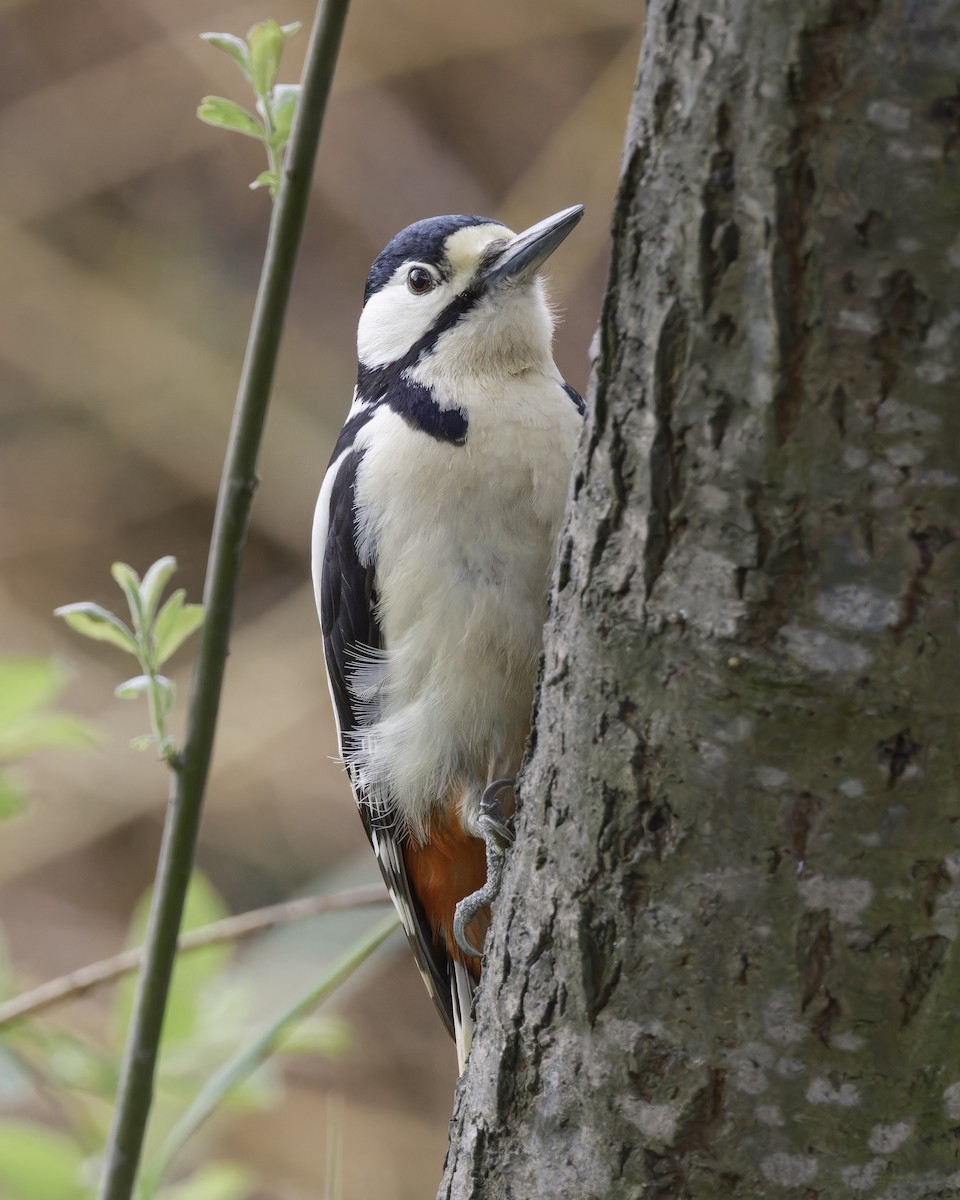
[312,206,584,1068]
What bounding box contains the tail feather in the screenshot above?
[451,960,475,1074]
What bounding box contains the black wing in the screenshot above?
[317,436,459,1040]
[562,379,586,415]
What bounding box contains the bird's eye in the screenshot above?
[406,267,435,295]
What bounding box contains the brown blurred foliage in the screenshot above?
[0,1,640,1195]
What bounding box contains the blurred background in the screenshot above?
[0,0,641,1195]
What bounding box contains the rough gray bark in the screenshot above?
[440,1,960,1196]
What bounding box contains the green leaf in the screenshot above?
[159,1161,253,1200]
[0,657,97,772]
[111,561,141,591]
[247,19,286,98]
[111,561,145,630]
[199,32,251,79]
[280,22,302,37]
[249,170,279,194]
[197,97,264,140]
[153,591,204,666]
[130,734,155,752]
[0,658,65,725]
[54,602,138,656]
[115,674,151,700]
[115,873,230,1051]
[266,83,300,147]
[0,711,97,760]
[0,1120,87,1199]
[140,556,178,626]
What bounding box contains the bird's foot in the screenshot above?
[453,778,516,959]
[478,776,516,849]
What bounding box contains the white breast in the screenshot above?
[348,372,580,841]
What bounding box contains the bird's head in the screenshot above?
[356,206,583,386]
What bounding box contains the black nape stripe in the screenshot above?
[355,363,468,446]
[357,283,483,444]
[356,214,514,445]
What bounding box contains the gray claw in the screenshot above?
[479,777,516,846]
[453,778,516,958]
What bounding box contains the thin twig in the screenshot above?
[0,885,387,1029]
[98,3,352,1196]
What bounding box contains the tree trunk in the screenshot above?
[440,0,960,1195]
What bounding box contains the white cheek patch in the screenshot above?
[357,282,449,367]
[357,225,515,369]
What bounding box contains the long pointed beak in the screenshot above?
[480,204,584,288]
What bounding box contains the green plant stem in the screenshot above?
[137,913,400,1198]
[97,3,351,1197]
[145,672,173,764]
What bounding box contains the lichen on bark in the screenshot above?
[440,1,960,1196]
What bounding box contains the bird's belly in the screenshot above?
[351,407,571,838]
[370,510,550,837]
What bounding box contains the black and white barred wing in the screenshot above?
[312,434,458,1040]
